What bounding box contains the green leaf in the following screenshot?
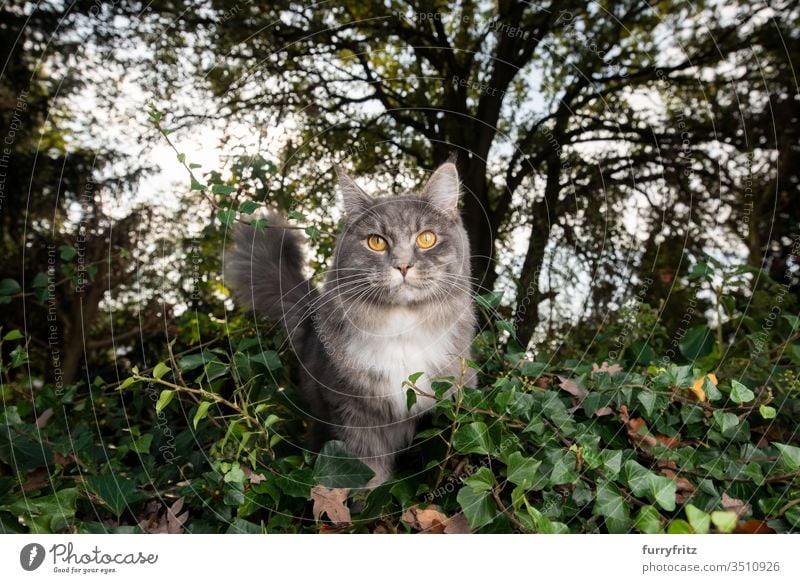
[178,351,213,371]
[313,441,374,489]
[193,401,213,429]
[250,350,281,371]
[0,278,21,296]
[190,178,206,191]
[87,475,139,517]
[774,443,800,471]
[239,201,260,214]
[667,519,693,534]
[505,452,542,488]
[549,452,579,485]
[475,291,503,310]
[59,246,77,261]
[287,210,306,221]
[405,388,416,411]
[679,325,714,360]
[153,362,171,380]
[130,433,153,454]
[703,376,722,401]
[729,380,755,404]
[407,371,424,384]
[624,461,676,511]
[456,487,497,529]
[685,504,710,534]
[711,510,738,533]
[117,376,137,391]
[759,405,776,419]
[212,184,236,195]
[634,505,664,534]
[218,209,236,227]
[520,361,548,377]
[452,422,494,455]
[3,329,24,341]
[155,390,175,413]
[712,410,739,434]
[463,467,495,492]
[305,225,320,242]
[593,481,631,533]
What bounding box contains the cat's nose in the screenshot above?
[395,263,412,277]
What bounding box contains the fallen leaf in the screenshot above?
[619,405,657,448]
[656,434,680,449]
[241,465,266,484]
[402,504,470,534]
[557,375,588,400]
[734,519,775,534]
[444,513,471,534]
[137,497,189,534]
[594,406,613,417]
[401,504,449,533]
[35,408,54,428]
[22,469,49,492]
[661,469,695,494]
[311,485,351,525]
[721,492,751,519]
[592,362,623,376]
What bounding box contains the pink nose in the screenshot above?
[396,263,411,277]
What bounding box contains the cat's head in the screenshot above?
[330,162,472,307]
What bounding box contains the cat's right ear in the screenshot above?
[335,165,371,216]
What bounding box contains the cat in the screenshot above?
[225,161,476,486]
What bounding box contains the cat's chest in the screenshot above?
[344,309,454,416]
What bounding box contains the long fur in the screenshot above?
[224,216,314,344]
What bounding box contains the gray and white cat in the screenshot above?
[225,161,476,486]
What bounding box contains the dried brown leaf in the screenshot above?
[557,375,588,400]
[311,485,351,525]
[35,408,54,429]
[722,492,751,519]
[592,362,623,376]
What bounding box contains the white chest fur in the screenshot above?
[344,308,457,418]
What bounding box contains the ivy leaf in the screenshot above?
[463,467,495,492]
[452,422,494,455]
[685,503,710,533]
[679,325,714,360]
[456,487,497,529]
[634,505,664,534]
[593,481,631,533]
[729,380,755,404]
[759,405,776,419]
[713,411,739,434]
[313,441,374,489]
[711,510,738,533]
[87,475,140,517]
[774,443,800,471]
[505,452,542,488]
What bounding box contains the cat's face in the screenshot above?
[330,163,471,307]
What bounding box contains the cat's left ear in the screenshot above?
[420,162,460,215]
[335,165,372,216]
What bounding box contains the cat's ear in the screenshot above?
[420,162,460,215]
[335,165,372,216]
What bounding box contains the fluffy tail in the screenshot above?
[225,216,313,342]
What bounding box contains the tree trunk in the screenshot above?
[514,159,561,350]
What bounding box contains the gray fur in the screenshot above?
[225,163,476,486]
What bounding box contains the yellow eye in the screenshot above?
[416,230,437,249]
[367,234,387,251]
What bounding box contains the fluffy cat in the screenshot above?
[225,161,476,486]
